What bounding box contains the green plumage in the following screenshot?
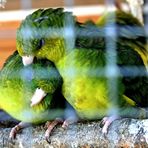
[16,8,148,120]
[96,10,148,68]
[0,51,64,123]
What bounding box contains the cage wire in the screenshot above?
[20,0,32,10]
[0,0,148,145]
[104,0,119,117]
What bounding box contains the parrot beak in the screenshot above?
[22,55,34,66]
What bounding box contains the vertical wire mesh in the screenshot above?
[0,1,148,145]
[104,0,119,116]
[63,0,78,122]
[20,0,32,10]
[20,1,33,145]
[64,0,75,53]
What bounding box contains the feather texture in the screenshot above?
[16,8,148,120]
[0,51,64,123]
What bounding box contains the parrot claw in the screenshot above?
[61,120,70,129]
[9,122,30,139]
[61,118,77,129]
[45,117,77,143]
[100,116,119,135]
[45,118,63,143]
[31,88,47,107]
[9,126,19,140]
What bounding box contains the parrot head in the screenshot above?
[16,8,76,66]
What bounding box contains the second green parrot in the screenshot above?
[16,8,148,134]
[0,51,65,139]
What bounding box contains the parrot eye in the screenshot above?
[37,39,45,49]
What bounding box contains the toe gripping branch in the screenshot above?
[9,122,30,139]
[45,117,77,143]
[45,118,63,143]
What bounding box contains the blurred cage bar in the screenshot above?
[0,0,148,127]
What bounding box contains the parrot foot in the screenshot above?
[45,118,63,143]
[31,88,47,107]
[100,116,119,135]
[9,122,30,139]
[45,118,77,143]
[61,118,77,129]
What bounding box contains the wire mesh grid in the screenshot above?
[0,0,148,145]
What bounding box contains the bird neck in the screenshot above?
[45,38,69,63]
[46,49,65,63]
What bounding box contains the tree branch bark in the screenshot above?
[0,118,148,147]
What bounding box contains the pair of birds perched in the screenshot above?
[0,6,148,140]
[17,7,148,130]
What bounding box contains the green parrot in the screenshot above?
[96,10,148,69]
[0,50,65,139]
[16,8,148,134]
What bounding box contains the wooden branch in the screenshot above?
[0,118,148,147]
